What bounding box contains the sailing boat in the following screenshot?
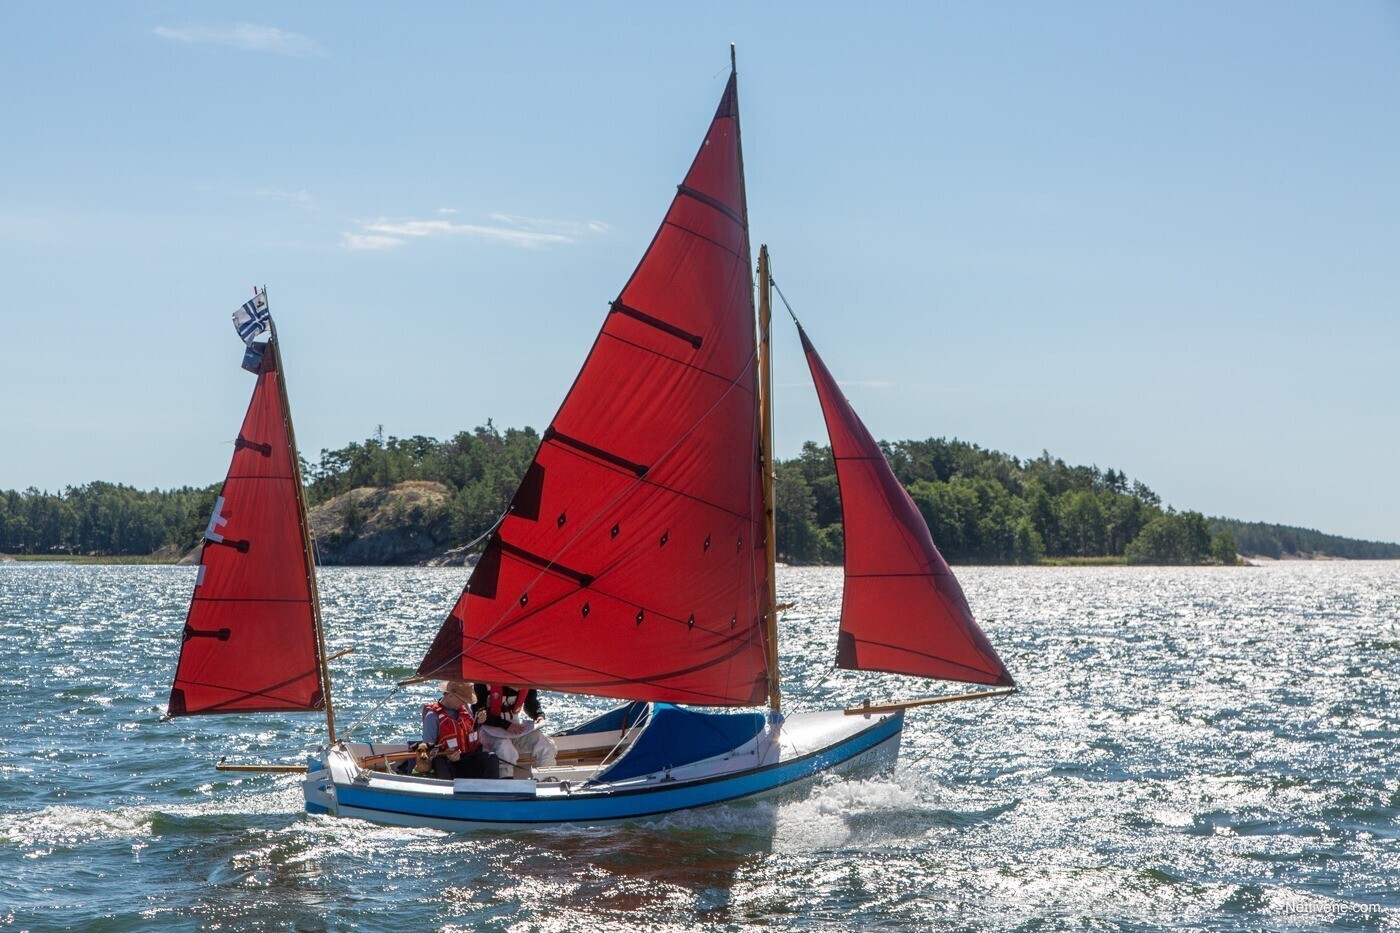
[169,55,1015,829]
[167,289,343,757]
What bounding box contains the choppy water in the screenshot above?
[0,561,1395,931]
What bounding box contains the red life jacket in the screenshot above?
[422,702,479,754]
[486,686,529,722]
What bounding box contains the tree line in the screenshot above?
[0,483,214,557]
[1206,518,1400,561]
[0,423,538,558]
[776,438,1240,565]
[3,425,1390,565]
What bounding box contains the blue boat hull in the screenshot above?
[306,709,904,830]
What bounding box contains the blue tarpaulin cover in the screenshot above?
[555,701,651,737]
[596,704,765,783]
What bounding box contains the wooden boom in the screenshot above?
[844,686,1017,715]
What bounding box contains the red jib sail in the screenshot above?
[420,72,770,706]
[168,337,324,715]
[799,325,1014,687]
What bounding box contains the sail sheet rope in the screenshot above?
[787,661,838,713]
[341,683,403,743]
[333,514,511,738]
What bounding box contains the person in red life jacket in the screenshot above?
[471,683,558,778]
[416,680,500,780]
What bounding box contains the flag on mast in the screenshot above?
[233,291,271,345]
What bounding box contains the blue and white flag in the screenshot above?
[232,292,271,345]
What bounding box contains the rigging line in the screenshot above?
[770,276,801,325]
[659,216,747,260]
[345,511,509,727]
[592,709,647,774]
[171,669,323,711]
[441,348,763,675]
[789,662,839,713]
[461,510,508,552]
[342,683,402,742]
[598,329,756,397]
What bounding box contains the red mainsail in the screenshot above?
[799,325,1014,687]
[168,337,324,715]
[419,73,771,706]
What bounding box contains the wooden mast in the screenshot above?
[266,293,337,745]
[728,46,780,717]
[757,246,781,717]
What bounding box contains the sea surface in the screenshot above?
[0,561,1395,931]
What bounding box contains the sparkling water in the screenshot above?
[1,561,1394,929]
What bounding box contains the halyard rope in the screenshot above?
[341,683,403,743]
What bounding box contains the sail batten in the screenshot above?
[168,329,325,717]
[800,325,1014,688]
[419,71,771,706]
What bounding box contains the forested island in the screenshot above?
[3,423,1397,566]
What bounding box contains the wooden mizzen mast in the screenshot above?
[269,304,337,744]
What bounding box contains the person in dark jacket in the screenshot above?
[472,683,558,778]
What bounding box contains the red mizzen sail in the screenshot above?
[168,337,324,715]
[420,73,770,706]
[799,325,1014,687]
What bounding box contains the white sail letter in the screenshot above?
[205,495,230,543]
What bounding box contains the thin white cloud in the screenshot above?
[154,24,326,58]
[488,213,610,237]
[343,215,603,251]
[250,188,317,209]
[342,233,402,251]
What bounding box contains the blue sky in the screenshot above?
[2,4,1397,543]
